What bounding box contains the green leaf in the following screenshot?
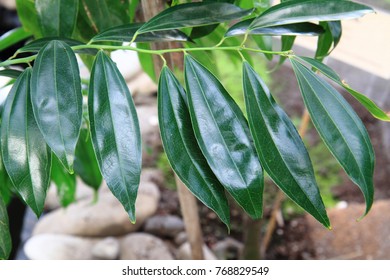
[17,38,97,55]
[158,66,230,227]
[242,62,329,227]
[51,154,76,207]
[16,0,42,38]
[89,51,141,223]
[0,69,23,79]
[137,2,254,34]
[1,69,51,217]
[295,56,390,122]
[31,40,83,173]
[252,35,273,61]
[190,24,219,40]
[91,23,192,43]
[35,0,79,37]
[129,0,139,23]
[74,129,102,190]
[136,43,157,82]
[226,19,324,37]
[249,0,373,30]
[291,59,374,217]
[278,35,295,65]
[0,195,11,260]
[184,55,263,219]
[0,154,13,206]
[315,21,342,60]
[0,27,32,52]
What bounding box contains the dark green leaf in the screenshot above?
[0,195,11,260]
[328,21,342,49]
[249,0,373,30]
[31,40,83,173]
[184,55,263,219]
[190,24,219,40]
[51,154,76,207]
[17,38,97,55]
[295,56,390,122]
[252,35,273,61]
[0,27,32,52]
[1,69,51,217]
[74,129,102,190]
[291,59,374,217]
[16,0,42,38]
[91,23,192,43]
[136,43,157,82]
[242,62,329,227]
[129,0,139,23]
[89,51,141,223]
[315,22,334,60]
[158,66,230,227]
[0,155,13,206]
[137,2,254,34]
[278,35,295,65]
[0,69,23,79]
[226,18,324,37]
[35,0,79,37]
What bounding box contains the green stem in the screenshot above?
[0,44,291,67]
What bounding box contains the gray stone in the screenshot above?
[306,200,390,259]
[213,238,244,260]
[177,242,217,260]
[24,234,96,260]
[174,232,187,246]
[91,237,120,260]
[144,215,185,238]
[120,233,173,260]
[34,181,160,237]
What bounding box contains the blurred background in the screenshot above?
[1,0,390,260]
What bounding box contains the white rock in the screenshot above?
[177,242,217,260]
[34,181,160,237]
[24,234,96,260]
[120,233,173,260]
[91,237,120,260]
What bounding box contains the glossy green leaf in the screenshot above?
[31,40,83,173]
[226,19,324,37]
[242,62,329,227]
[51,154,76,207]
[0,154,13,206]
[1,69,51,217]
[74,129,102,190]
[278,35,295,66]
[315,21,342,60]
[35,0,79,37]
[0,195,11,260]
[17,38,97,55]
[295,56,390,122]
[291,59,374,217]
[89,51,141,223]
[129,0,139,23]
[0,27,32,52]
[158,66,230,227]
[0,69,23,79]
[91,23,192,43]
[137,2,254,34]
[249,0,373,30]
[16,0,42,38]
[184,55,263,219]
[328,21,342,49]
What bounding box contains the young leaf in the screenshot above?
[226,19,324,37]
[16,0,42,38]
[51,154,76,207]
[17,38,97,55]
[91,23,192,43]
[242,62,330,227]
[184,55,264,219]
[1,69,51,217]
[0,27,32,52]
[137,2,254,34]
[35,0,79,37]
[250,0,373,30]
[0,195,11,260]
[294,56,390,122]
[74,129,102,191]
[158,66,230,227]
[31,40,83,173]
[0,69,23,79]
[89,51,141,223]
[291,59,374,217]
